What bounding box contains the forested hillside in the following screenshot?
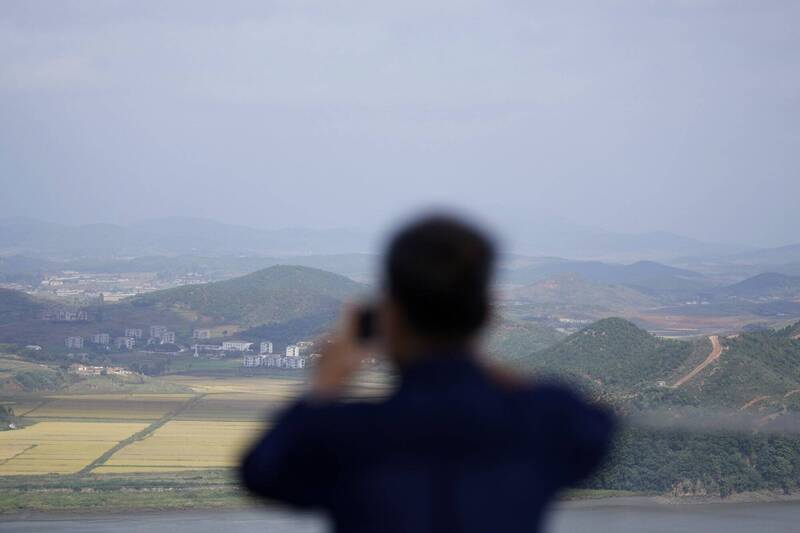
[591,427,800,497]
[485,319,566,360]
[521,318,702,389]
[131,265,365,327]
[0,289,45,326]
[514,318,800,497]
[680,326,800,411]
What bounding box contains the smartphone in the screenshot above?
[356,306,377,342]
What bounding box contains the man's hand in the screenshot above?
[309,307,367,401]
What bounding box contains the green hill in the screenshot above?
[0,289,44,326]
[521,318,700,389]
[677,326,800,411]
[506,274,658,312]
[544,319,800,498]
[520,317,800,412]
[131,265,365,328]
[485,319,566,361]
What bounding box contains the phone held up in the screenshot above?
[356,305,378,343]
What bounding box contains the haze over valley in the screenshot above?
[2,1,800,528]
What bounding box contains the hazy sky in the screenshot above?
[1,1,798,246]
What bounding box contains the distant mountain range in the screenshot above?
[676,243,800,279]
[0,216,776,263]
[511,229,748,262]
[727,243,800,266]
[0,217,374,258]
[503,273,661,311]
[718,272,800,300]
[500,258,712,298]
[0,252,379,284]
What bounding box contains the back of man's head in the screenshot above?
[385,214,495,342]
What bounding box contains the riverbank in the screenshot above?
[3,485,800,516]
[6,501,800,533]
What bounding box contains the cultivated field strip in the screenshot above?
[95,420,266,472]
[0,422,147,475]
[1,373,392,476]
[78,393,207,475]
[23,397,189,421]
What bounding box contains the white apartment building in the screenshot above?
[50,310,89,322]
[91,333,110,345]
[65,336,84,349]
[285,344,300,357]
[125,328,143,338]
[115,337,135,350]
[160,331,176,344]
[263,355,306,369]
[194,344,223,352]
[222,341,253,352]
[150,325,168,339]
[106,366,133,376]
[260,341,273,354]
[69,364,103,376]
[243,354,265,367]
[193,329,212,340]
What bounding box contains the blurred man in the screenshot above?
[241,215,615,533]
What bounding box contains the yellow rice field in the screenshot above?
[0,421,146,475]
[96,420,266,473]
[164,375,307,396]
[1,371,390,476]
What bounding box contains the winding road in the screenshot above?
[670,335,722,389]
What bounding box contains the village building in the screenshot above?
[125,328,143,338]
[48,310,89,322]
[193,329,212,339]
[90,333,110,345]
[115,337,135,350]
[263,355,306,369]
[69,364,104,376]
[65,336,84,349]
[106,366,133,376]
[222,341,253,352]
[285,344,300,357]
[243,354,265,367]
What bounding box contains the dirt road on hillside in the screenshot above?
[670,335,722,389]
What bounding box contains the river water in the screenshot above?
[4,500,800,533]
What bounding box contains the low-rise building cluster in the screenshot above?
[193,329,213,339]
[68,364,134,376]
[64,323,177,352]
[241,339,313,370]
[45,310,89,322]
[65,336,84,349]
[243,354,307,369]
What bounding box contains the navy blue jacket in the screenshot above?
[241,354,615,533]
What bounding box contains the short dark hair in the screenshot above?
[385,214,495,340]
